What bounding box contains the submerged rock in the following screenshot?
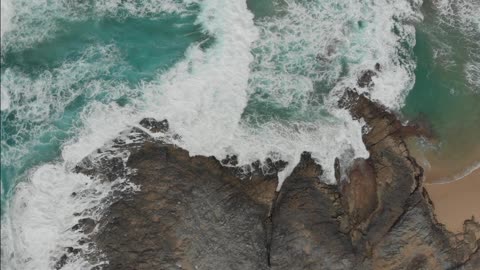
[357,70,377,88]
[139,118,169,133]
[71,218,96,234]
[63,93,479,269]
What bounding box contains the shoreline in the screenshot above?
[409,140,480,184]
[427,162,480,185]
[407,139,480,233]
[424,167,480,233]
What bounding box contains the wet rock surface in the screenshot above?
[65,94,479,270]
[139,117,169,133]
[357,70,377,88]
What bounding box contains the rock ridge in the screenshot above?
[59,89,479,269]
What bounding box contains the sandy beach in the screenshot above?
[407,140,480,232]
[424,167,480,233]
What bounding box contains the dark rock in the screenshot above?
[221,154,239,166]
[357,70,377,88]
[90,141,277,270]
[70,88,479,269]
[78,238,88,245]
[269,153,355,270]
[74,155,127,182]
[233,158,288,180]
[139,118,169,133]
[72,218,96,234]
[66,247,81,255]
[264,157,288,175]
[54,247,83,269]
[463,248,480,270]
[338,88,479,268]
[54,254,68,270]
[340,158,377,226]
[334,157,341,182]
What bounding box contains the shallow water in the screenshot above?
[403,0,480,182]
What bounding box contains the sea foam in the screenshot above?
[0,0,14,38]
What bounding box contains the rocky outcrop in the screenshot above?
[268,152,356,270]
[357,70,377,88]
[63,89,479,269]
[94,142,276,270]
[338,89,479,269]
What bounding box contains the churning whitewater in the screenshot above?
[1,0,424,269]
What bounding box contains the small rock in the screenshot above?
[72,218,96,234]
[221,155,238,166]
[54,254,68,270]
[334,158,341,183]
[139,118,169,133]
[357,70,377,88]
[66,247,81,255]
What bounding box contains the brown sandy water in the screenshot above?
[399,0,480,233]
[408,140,480,232]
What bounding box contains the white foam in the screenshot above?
[1,2,208,267]
[331,0,422,110]
[0,164,135,270]
[465,59,480,91]
[252,0,422,108]
[1,97,142,269]
[140,0,260,156]
[0,85,11,111]
[62,103,139,166]
[242,0,421,183]
[433,0,480,35]
[136,0,422,188]
[90,0,193,17]
[0,44,142,269]
[428,161,480,185]
[0,0,14,38]
[0,45,129,169]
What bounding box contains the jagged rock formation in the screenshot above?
[63,89,479,270]
[337,89,479,269]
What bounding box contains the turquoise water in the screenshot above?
[402,0,480,175]
[1,6,206,208]
[1,0,479,268]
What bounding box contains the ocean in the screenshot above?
[0,0,478,269]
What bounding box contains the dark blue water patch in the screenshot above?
[1,14,207,85]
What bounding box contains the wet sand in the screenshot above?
[407,139,480,233]
[424,168,480,233]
